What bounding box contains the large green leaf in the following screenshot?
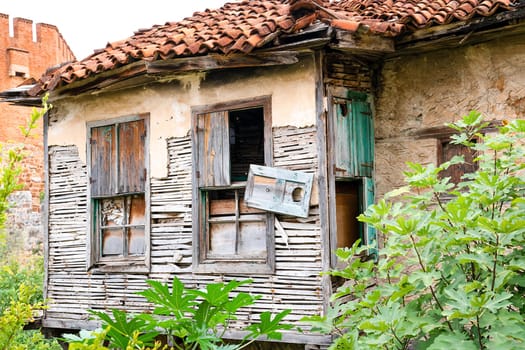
[426,333,478,350]
[245,310,293,341]
[137,277,197,317]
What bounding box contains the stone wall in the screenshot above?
[374,34,525,198]
[6,191,42,251]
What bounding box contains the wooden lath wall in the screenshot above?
[45,125,324,330]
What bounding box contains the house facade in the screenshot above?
[2,0,525,347]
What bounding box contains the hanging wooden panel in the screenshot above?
[118,119,145,194]
[197,111,230,187]
[90,125,116,197]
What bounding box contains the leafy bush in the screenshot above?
[0,254,44,313]
[304,113,525,349]
[66,276,293,350]
[0,94,61,350]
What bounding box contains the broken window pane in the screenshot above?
[102,229,123,256]
[209,222,236,256]
[129,195,145,225]
[128,228,145,255]
[101,198,125,226]
[239,220,266,258]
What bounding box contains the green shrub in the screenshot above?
[304,113,525,349]
[0,254,44,313]
[0,94,60,350]
[65,277,293,350]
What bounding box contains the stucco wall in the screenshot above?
[47,55,316,179]
[374,34,525,197]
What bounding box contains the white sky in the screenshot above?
[0,1,231,60]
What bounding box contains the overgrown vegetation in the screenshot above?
[0,95,61,350]
[65,276,293,350]
[304,113,525,349]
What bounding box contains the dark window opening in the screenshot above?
[229,108,265,181]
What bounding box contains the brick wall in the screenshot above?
[0,13,75,211]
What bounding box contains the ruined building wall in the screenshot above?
[0,13,75,248]
[374,34,525,198]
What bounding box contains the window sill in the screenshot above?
[89,258,149,274]
[194,261,274,275]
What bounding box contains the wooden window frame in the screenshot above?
[191,96,275,274]
[86,114,150,273]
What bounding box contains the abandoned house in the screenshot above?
[2,0,525,347]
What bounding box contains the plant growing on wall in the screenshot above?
[0,94,61,350]
[65,276,293,350]
[0,94,48,232]
[304,113,525,349]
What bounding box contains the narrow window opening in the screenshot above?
[338,103,348,117]
[335,180,362,249]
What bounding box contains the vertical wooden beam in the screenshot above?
[326,88,338,267]
[42,109,50,321]
[142,114,151,271]
[314,50,332,315]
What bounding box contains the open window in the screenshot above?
[87,115,149,272]
[192,96,274,274]
[329,91,377,266]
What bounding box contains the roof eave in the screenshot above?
[43,50,303,99]
[392,6,525,57]
[329,28,395,59]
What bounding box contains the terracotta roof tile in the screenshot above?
[34,0,519,93]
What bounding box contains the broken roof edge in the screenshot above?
[391,6,525,57]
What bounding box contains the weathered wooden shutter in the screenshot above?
[91,125,116,197]
[440,141,477,184]
[334,101,352,174]
[118,119,145,194]
[333,93,374,178]
[363,177,377,259]
[349,94,374,178]
[197,111,230,187]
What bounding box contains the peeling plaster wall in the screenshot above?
[374,34,525,197]
[47,55,316,179]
